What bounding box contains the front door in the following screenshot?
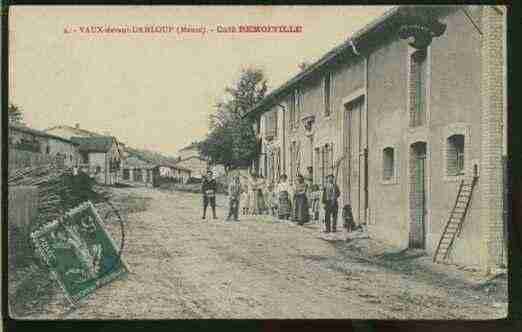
[410,142,427,249]
[343,96,365,224]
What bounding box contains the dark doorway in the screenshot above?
[409,142,427,249]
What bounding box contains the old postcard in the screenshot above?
[7,5,508,320]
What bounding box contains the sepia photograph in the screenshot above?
[6,5,508,320]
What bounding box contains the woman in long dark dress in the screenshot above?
[293,174,310,225]
[256,175,267,214]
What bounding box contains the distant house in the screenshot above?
[70,136,122,185]
[176,142,225,179]
[120,155,155,187]
[45,123,126,160]
[45,123,101,139]
[9,124,80,168]
[153,164,192,186]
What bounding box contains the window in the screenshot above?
[82,153,89,164]
[383,147,394,180]
[328,144,334,177]
[46,145,50,154]
[324,73,332,117]
[290,89,303,129]
[95,166,102,174]
[319,143,334,185]
[289,142,300,183]
[447,134,465,176]
[266,110,278,137]
[410,49,427,127]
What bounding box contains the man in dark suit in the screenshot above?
[201,170,217,220]
[322,174,341,233]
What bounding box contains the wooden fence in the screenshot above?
[8,149,65,175]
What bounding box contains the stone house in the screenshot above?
[154,164,192,184]
[9,124,80,168]
[120,155,155,187]
[70,136,122,185]
[176,143,225,179]
[245,6,507,272]
[45,123,127,159]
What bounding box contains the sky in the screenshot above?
[9,5,392,157]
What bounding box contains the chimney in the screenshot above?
[75,123,80,129]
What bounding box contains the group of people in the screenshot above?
[200,168,356,233]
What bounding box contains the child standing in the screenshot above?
[277,174,292,220]
[241,187,250,215]
[310,184,321,222]
[267,183,278,217]
[226,175,241,222]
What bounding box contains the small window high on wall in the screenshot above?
[383,147,394,180]
[324,73,331,117]
[410,49,427,127]
[447,134,465,176]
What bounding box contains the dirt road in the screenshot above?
[37,187,507,319]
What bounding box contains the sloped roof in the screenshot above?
[175,155,208,163]
[156,163,192,172]
[179,142,200,152]
[70,136,117,153]
[9,124,79,144]
[45,125,104,137]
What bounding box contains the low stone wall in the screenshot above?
[8,186,39,269]
[8,186,39,234]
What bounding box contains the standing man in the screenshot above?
[202,170,217,220]
[322,174,341,233]
[226,175,241,222]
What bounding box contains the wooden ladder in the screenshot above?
[433,175,478,263]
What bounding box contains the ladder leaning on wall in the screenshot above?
[433,174,478,263]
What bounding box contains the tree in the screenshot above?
[8,103,24,125]
[199,67,268,173]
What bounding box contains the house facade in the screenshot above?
[9,124,80,168]
[71,136,122,185]
[120,155,155,187]
[176,143,226,179]
[45,123,127,159]
[155,165,192,184]
[247,6,507,272]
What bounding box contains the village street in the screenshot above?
[36,186,506,320]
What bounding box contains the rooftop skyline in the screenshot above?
[9,5,391,156]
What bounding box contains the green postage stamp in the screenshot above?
[31,201,128,305]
